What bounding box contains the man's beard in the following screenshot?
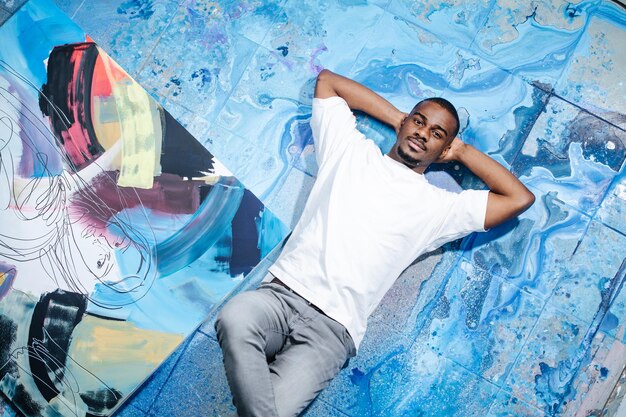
[397,145,421,167]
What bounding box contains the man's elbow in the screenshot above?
[316,69,334,88]
[315,69,337,98]
[317,69,332,81]
[515,189,535,214]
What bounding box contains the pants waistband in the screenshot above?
[269,277,327,317]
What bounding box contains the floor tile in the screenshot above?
[554,3,626,117]
[50,0,84,17]
[596,168,626,235]
[387,0,494,49]
[486,390,544,417]
[441,69,550,169]
[136,5,259,124]
[0,0,26,13]
[347,12,452,111]
[301,399,350,417]
[363,341,499,416]
[318,243,464,416]
[150,331,236,417]
[398,240,466,337]
[71,0,180,76]
[601,258,626,344]
[0,7,10,25]
[222,0,385,112]
[603,366,626,417]
[114,404,147,417]
[216,0,288,45]
[470,0,590,88]
[505,306,626,415]
[318,323,413,417]
[261,0,387,76]
[512,95,624,216]
[368,244,456,332]
[551,220,626,325]
[464,185,591,299]
[420,260,544,387]
[217,89,313,188]
[202,122,289,202]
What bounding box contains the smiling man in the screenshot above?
[215,70,535,417]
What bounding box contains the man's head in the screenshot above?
[389,97,460,173]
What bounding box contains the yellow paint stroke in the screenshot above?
[64,315,183,395]
[99,49,163,189]
[0,271,6,286]
[91,96,121,149]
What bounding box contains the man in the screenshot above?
[215,70,535,417]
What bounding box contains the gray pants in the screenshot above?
[215,280,356,417]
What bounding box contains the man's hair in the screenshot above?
[411,97,460,139]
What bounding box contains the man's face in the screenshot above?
[389,101,457,173]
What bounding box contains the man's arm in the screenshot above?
[438,138,535,229]
[315,69,406,133]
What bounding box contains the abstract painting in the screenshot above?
[0,1,287,416]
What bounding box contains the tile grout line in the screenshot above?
[455,256,551,404]
[600,362,626,414]
[317,397,353,416]
[588,168,626,233]
[70,0,86,19]
[134,0,188,78]
[474,202,624,332]
[551,90,626,134]
[142,337,194,415]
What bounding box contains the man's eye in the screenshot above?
[414,119,422,125]
[434,132,442,139]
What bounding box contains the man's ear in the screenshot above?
[437,144,452,161]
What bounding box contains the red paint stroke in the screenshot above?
[70,171,205,230]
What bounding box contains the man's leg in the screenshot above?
[268,297,356,417]
[215,286,292,417]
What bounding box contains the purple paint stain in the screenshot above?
[204,25,228,45]
[309,44,328,74]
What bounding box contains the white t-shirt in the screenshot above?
[268,96,489,349]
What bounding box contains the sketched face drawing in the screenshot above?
[0,55,157,309]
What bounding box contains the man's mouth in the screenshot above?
[406,136,426,152]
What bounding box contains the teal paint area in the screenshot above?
[0,0,625,416]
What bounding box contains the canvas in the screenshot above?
[0,1,288,416]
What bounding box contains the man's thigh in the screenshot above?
[269,311,355,417]
[215,286,292,360]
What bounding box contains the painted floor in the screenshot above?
[1,0,625,416]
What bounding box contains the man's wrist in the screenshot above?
[392,110,406,133]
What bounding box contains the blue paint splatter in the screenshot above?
[117,0,155,20]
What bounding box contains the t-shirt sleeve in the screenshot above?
[310,96,361,166]
[426,188,490,251]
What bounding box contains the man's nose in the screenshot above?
[416,126,428,141]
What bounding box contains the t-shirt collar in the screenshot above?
[383,154,425,181]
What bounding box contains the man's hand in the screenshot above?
[435,136,465,163]
[395,113,409,135]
